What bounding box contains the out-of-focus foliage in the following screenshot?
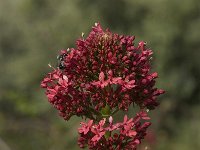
[0,0,199,149]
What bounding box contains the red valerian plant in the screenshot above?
[78,111,151,150]
[41,23,164,149]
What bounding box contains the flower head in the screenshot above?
[41,23,164,120]
[78,112,151,150]
[41,23,165,149]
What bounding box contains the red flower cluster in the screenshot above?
[41,23,164,149]
[41,23,164,120]
[78,111,151,150]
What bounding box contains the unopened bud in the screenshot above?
[81,32,85,37]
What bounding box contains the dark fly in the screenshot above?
[57,53,67,70]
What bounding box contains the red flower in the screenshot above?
[78,120,93,135]
[41,23,165,149]
[78,113,151,149]
[91,119,106,142]
[120,115,137,137]
[92,72,109,88]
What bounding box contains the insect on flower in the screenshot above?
[57,53,66,70]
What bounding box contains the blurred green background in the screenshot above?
[0,0,200,149]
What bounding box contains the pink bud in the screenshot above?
[109,116,113,124]
[108,52,112,58]
[99,72,105,81]
[108,70,113,78]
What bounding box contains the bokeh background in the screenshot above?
[0,0,200,149]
